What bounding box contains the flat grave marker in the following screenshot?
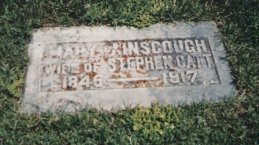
[22,22,234,114]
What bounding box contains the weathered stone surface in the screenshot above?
[22,22,234,114]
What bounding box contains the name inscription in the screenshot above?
[40,37,220,92]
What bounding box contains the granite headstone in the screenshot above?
[22,22,234,114]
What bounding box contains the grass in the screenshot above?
[0,0,258,144]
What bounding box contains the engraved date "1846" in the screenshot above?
[62,75,103,89]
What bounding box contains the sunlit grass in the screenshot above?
[0,0,258,144]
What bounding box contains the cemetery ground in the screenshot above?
[0,0,258,144]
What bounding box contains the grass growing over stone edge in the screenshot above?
[0,0,258,144]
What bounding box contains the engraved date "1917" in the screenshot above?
[163,70,198,85]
